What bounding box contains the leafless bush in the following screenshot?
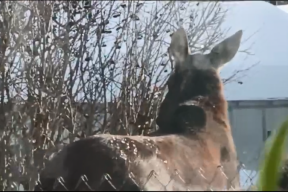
[0,1,255,191]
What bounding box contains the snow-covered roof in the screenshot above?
[219,1,288,101]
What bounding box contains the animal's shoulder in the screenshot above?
[65,134,162,161]
[64,134,204,165]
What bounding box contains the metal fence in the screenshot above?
[36,165,258,191]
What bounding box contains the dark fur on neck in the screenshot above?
[156,68,228,135]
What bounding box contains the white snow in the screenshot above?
[278,4,288,14]
[218,1,288,101]
[240,169,258,190]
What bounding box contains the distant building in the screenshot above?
[267,1,288,6]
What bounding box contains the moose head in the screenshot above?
[156,27,242,134]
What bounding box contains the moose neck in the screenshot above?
[156,68,229,135]
[181,68,228,119]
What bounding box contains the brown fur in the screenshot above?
[154,68,240,189]
[35,134,234,191]
[35,28,242,191]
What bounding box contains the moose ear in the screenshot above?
[169,27,189,65]
[209,30,243,69]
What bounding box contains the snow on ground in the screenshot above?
[278,4,288,14]
[240,169,258,190]
[218,1,288,101]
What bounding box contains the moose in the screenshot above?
[35,27,243,191]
